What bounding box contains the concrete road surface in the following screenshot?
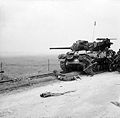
[0,72,120,118]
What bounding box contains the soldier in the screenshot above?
[117,49,120,55]
[79,56,95,76]
[83,62,95,76]
[107,50,116,71]
[116,49,120,67]
[107,49,120,71]
[53,70,80,81]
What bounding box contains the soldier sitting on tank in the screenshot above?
[106,50,117,71]
[96,47,110,71]
[116,49,120,66]
[90,41,97,51]
[117,49,120,55]
[107,49,120,71]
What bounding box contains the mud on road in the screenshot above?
[0,72,57,94]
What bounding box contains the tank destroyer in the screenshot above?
[50,38,116,75]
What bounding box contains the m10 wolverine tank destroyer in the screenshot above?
[50,38,116,75]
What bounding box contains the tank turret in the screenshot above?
[50,40,89,51]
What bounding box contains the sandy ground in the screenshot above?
[0,72,120,118]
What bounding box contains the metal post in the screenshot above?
[0,62,4,80]
[1,62,3,80]
[48,59,50,71]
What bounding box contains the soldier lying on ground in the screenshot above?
[40,90,76,98]
[53,70,81,81]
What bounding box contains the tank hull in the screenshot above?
[58,50,116,75]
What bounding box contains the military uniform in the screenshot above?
[53,70,81,81]
[82,57,94,76]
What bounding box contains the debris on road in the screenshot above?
[40,90,76,98]
[111,101,120,108]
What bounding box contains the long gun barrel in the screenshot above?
[50,47,71,50]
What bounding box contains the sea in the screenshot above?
[0,55,60,79]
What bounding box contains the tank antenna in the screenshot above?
[92,21,96,41]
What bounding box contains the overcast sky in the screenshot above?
[0,0,120,56]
